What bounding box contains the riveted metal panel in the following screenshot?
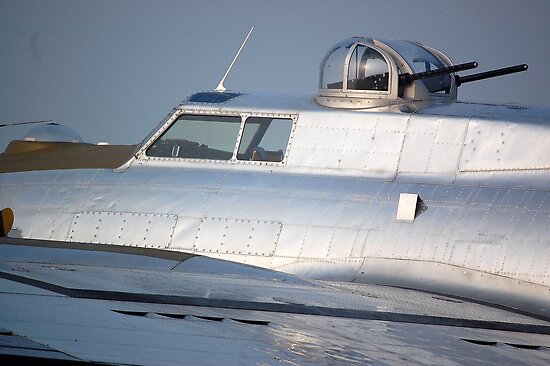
[504,240,550,286]
[417,228,448,263]
[361,229,393,258]
[470,187,503,207]
[340,200,384,229]
[69,211,177,248]
[168,217,202,251]
[39,186,88,210]
[117,165,228,188]
[399,115,469,174]
[326,228,365,258]
[25,211,75,241]
[449,235,505,272]
[455,170,550,190]
[362,129,404,173]
[427,120,468,172]
[274,224,306,257]
[194,217,281,256]
[79,184,218,218]
[509,209,550,241]
[288,124,336,168]
[459,118,550,172]
[14,186,49,208]
[397,131,435,173]
[53,169,98,184]
[299,226,334,258]
[524,190,550,210]
[19,170,62,184]
[350,229,369,257]
[303,199,348,227]
[286,111,407,176]
[338,127,375,164]
[0,186,20,209]
[497,189,534,209]
[406,205,449,236]
[281,197,324,226]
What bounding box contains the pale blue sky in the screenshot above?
[1,0,548,149]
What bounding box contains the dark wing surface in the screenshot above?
[1,237,549,365]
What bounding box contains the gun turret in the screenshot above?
[455,64,528,86]
[399,61,478,86]
[316,37,531,109]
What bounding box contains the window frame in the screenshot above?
[139,109,296,166]
[145,113,242,161]
[236,116,294,163]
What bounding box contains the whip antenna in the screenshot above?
[215,26,255,92]
[0,119,52,128]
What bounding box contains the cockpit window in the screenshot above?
[382,40,451,94]
[146,114,241,160]
[347,45,389,91]
[237,117,292,162]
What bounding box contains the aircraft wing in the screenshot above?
[1,237,549,365]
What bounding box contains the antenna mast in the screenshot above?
[0,119,52,128]
[215,26,255,93]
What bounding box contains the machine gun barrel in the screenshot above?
[455,64,528,86]
[399,61,478,86]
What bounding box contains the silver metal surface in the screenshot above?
[1,38,549,323]
[2,99,549,314]
[69,211,178,248]
[1,239,550,365]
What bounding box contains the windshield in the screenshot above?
[146,115,241,160]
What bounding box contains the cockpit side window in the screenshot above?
[347,45,389,91]
[237,117,293,162]
[146,114,241,160]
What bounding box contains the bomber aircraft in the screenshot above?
[0,34,549,364]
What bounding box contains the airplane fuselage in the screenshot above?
[1,93,549,315]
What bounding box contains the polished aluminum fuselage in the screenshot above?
[1,93,549,314]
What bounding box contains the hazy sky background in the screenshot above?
[1,0,548,150]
